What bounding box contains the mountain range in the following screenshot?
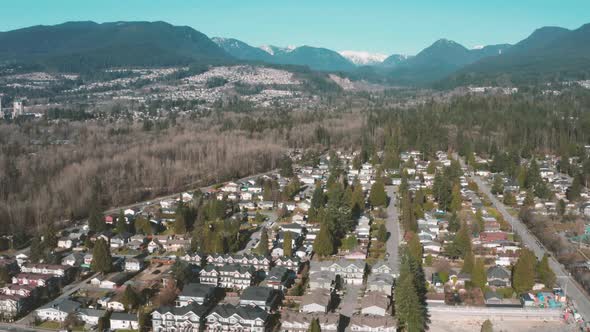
[0,20,589,86]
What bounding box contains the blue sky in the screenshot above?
[1,0,589,55]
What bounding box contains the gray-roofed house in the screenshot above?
[77,308,106,326]
[360,291,390,316]
[239,286,282,312]
[177,283,217,307]
[487,265,511,288]
[301,289,332,313]
[35,299,81,322]
[367,273,394,296]
[308,270,335,290]
[348,314,397,332]
[281,311,341,331]
[110,312,139,330]
[206,304,269,332]
[152,303,208,332]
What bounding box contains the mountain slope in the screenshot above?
[380,54,410,68]
[0,21,232,71]
[275,46,356,71]
[212,37,273,62]
[339,51,387,66]
[444,24,590,86]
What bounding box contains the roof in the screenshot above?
[180,283,216,298]
[301,289,331,307]
[154,302,208,317]
[39,299,81,312]
[349,314,397,328]
[361,291,389,310]
[209,304,268,321]
[240,286,275,302]
[111,312,138,321]
[487,265,510,279]
[282,311,340,326]
[78,308,106,318]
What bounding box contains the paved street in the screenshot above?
[468,171,590,320]
[385,186,401,277]
[237,210,278,255]
[339,285,362,316]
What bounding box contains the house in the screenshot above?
[308,270,335,290]
[12,273,56,288]
[1,284,38,298]
[315,260,365,285]
[200,265,220,286]
[367,273,394,296]
[371,261,393,275]
[152,303,208,332]
[274,256,301,272]
[218,265,255,290]
[92,273,130,289]
[110,233,132,249]
[348,314,397,332]
[83,254,93,267]
[301,289,332,313]
[205,304,269,332]
[360,292,390,316]
[35,299,81,322]
[110,312,139,330]
[61,252,84,267]
[106,292,126,311]
[124,258,143,272]
[77,308,105,326]
[57,237,76,249]
[176,283,216,307]
[239,286,281,312]
[0,294,27,319]
[281,312,340,332]
[263,266,292,291]
[180,252,202,265]
[20,264,70,278]
[487,265,511,288]
[148,239,164,254]
[165,239,192,253]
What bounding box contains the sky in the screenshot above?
[1,0,589,55]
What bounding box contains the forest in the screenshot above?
[2,87,590,238]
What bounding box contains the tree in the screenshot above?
[491,175,504,195]
[395,250,429,332]
[450,184,462,212]
[448,222,471,259]
[471,259,487,289]
[171,260,192,286]
[42,224,58,250]
[0,267,10,286]
[255,228,269,256]
[462,249,475,274]
[481,319,493,332]
[513,249,536,293]
[376,224,388,242]
[567,173,583,201]
[448,212,460,233]
[116,210,127,234]
[279,156,294,178]
[283,231,293,257]
[523,190,535,207]
[91,238,113,274]
[557,199,566,216]
[537,254,556,288]
[503,191,516,206]
[313,224,334,256]
[29,235,44,263]
[369,179,387,208]
[309,318,321,332]
[122,286,140,311]
[407,232,423,262]
[174,206,187,235]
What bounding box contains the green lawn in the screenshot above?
[38,321,61,329]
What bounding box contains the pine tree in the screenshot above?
[396,250,429,332]
[116,210,127,234]
[283,232,293,257]
[369,179,387,207]
[308,318,321,332]
[313,224,334,256]
[255,228,270,256]
[448,212,460,233]
[450,183,462,212]
[471,259,487,289]
[491,175,504,195]
[122,286,140,311]
[91,238,113,274]
[537,254,556,288]
[480,319,493,332]
[448,222,471,258]
[462,248,475,274]
[513,249,536,293]
[503,191,516,206]
[174,206,187,234]
[407,232,423,262]
[523,190,535,207]
[567,173,583,201]
[29,235,44,263]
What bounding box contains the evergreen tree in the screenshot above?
[512,249,536,293]
[91,238,113,274]
[471,259,487,289]
[369,179,387,208]
[29,235,44,263]
[88,203,106,233]
[450,183,462,212]
[480,319,493,332]
[279,156,294,178]
[447,222,471,258]
[42,224,58,250]
[462,248,475,274]
[174,206,187,234]
[116,210,127,234]
[448,212,460,233]
[122,286,140,311]
[567,173,583,201]
[537,254,556,288]
[523,191,535,207]
[557,199,566,216]
[283,231,293,257]
[525,159,541,189]
[503,191,516,206]
[491,175,504,195]
[308,318,321,332]
[407,232,423,262]
[396,249,429,332]
[0,267,10,286]
[255,228,270,256]
[313,224,334,256]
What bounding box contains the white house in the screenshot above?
[110,312,139,330]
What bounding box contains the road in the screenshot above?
[237,210,278,255]
[385,186,402,277]
[467,168,590,321]
[339,285,362,316]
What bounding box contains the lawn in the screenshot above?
[37,321,61,329]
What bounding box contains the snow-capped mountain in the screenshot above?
[339,50,388,66]
[258,45,296,56]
